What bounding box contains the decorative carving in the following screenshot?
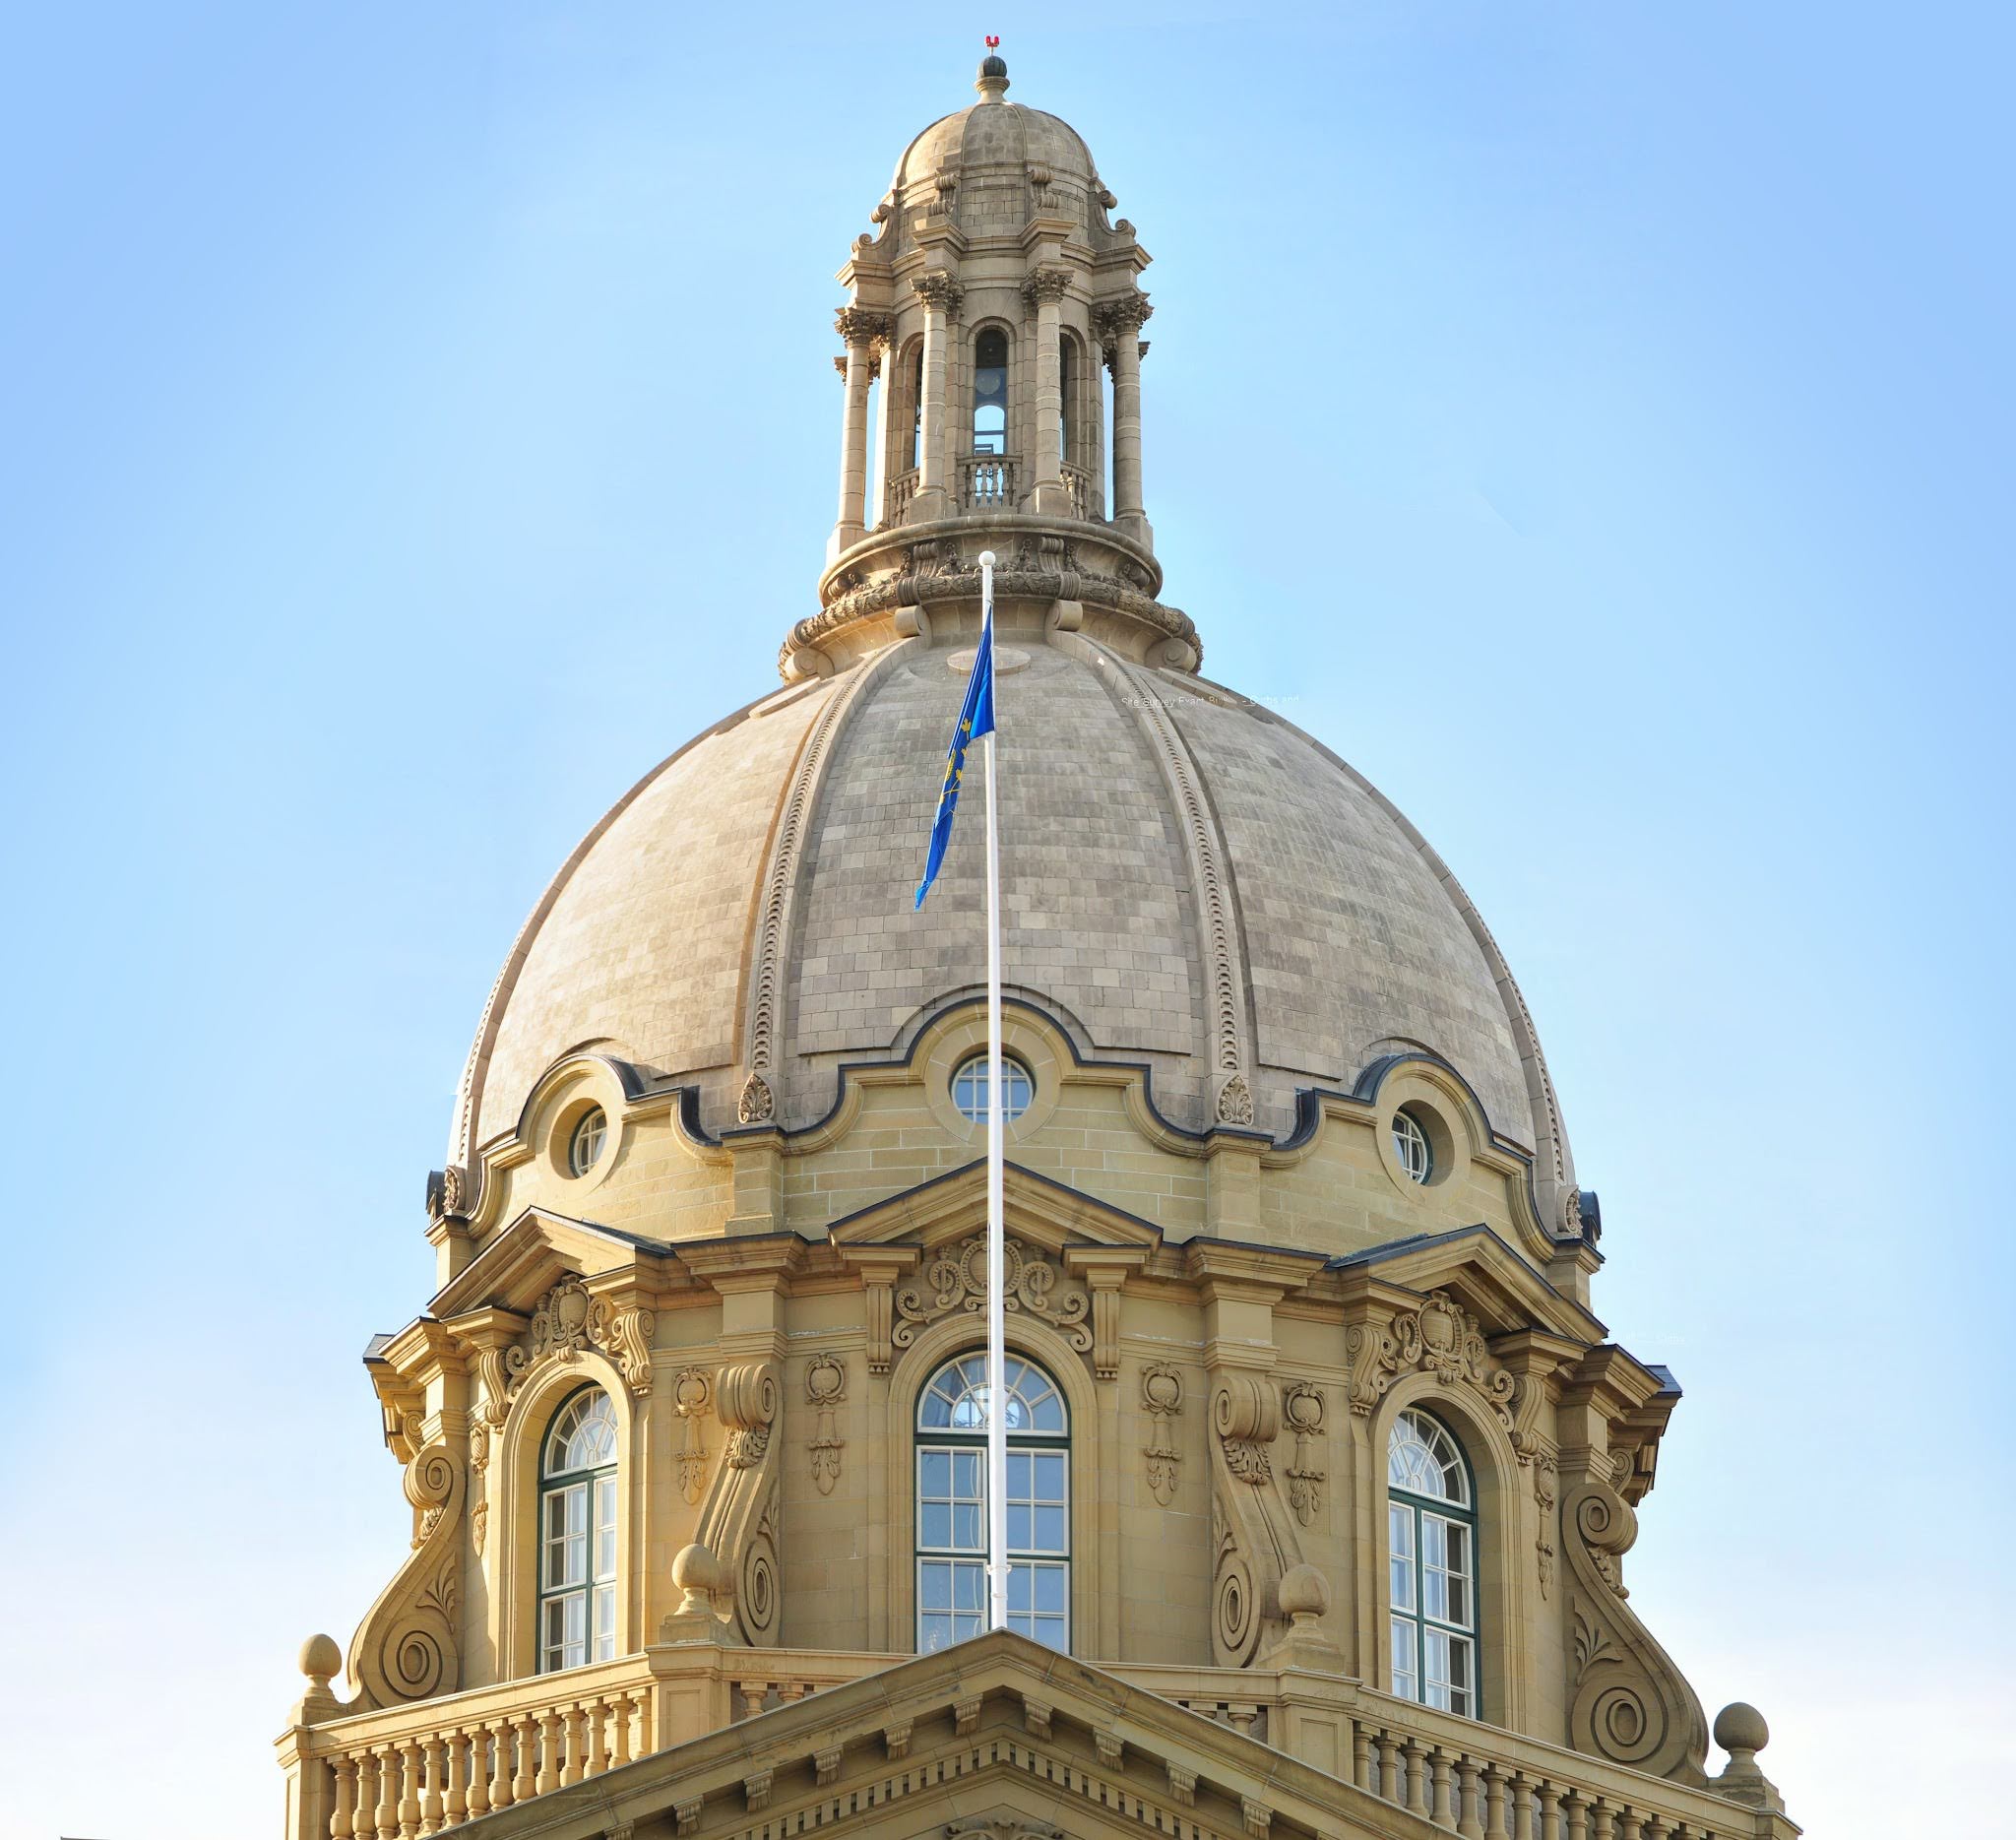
[1166,1763,1197,1807]
[814,1745,843,1787]
[1242,1798,1273,1838]
[471,1499,488,1557]
[1216,1071,1254,1126]
[674,1797,703,1837]
[1096,1730,1125,1766]
[883,1719,913,1760]
[893,1235,1092,1356]
[1214,1374,1280,1484]
[1281,1381,1326,1526]
[351,1438,465,1708]
[1021,267,1072,307]
[946,1823,1061,1840]
[743,1769,772,1813]
[1346,1291,1516,1431]
[954,1693,981,1737]
[735,1071,774,1124]
[1562,1480,1710,1783]
[503,1276,656,1399]
[913,272,965,316]
[806,1352,847,1494]
[718,1363,779,1469]
[425,1165,468,1222]
[833,306,890,347]
[1535,1451,1559,1599]
[1142,1364,1184,1505]
[1023,1697,1052,1739]
[671,1366,713,1504]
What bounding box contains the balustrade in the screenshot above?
[288,1648,1777,1840]
[958,452,1017,508]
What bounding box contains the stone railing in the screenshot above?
[887,467,919,520]
[958,452,1017,508]
[1060,459,1100,519]
[280,1645,1788,1840]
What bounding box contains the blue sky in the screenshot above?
[3,5,2012,1836]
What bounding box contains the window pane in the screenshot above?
[1390,1615,1418,1698]
[1388,1503,1416,1611]
[1034,1505,1067,1553]
[920,1503,952,1548]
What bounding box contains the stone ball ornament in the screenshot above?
[1713,1701,1770,1760]
[297,1632,342,1687]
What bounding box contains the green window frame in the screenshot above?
[538,1386,618,1674]
[914,1351,1069,1655]
[1387,1405,1480,1718]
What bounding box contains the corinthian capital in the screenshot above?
[833,305,891,347]
[1021,267,1073,307]
[912,272,965,317]
[1095,293,1154,342]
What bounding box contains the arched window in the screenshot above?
[909,344,925,470]
[1057,336,1074,465]
[914,1351,1068,1653]
[1387,1407,1479,1716]
[539,1387,617,1673]
[972,328,1008,455]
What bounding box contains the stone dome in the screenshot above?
[450,632,1577,1226]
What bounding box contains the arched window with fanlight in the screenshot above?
[1387,1406,1480,1716]
[538,1386,617,1673]
[914,1351,1069,1654]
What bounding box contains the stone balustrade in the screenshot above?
[280,1644,1789,1840]
[958,452,1018,508]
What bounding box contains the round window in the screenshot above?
[1392,1108,1432,1183]
[952,1053,1033,1124]
[569,1107,607,1176]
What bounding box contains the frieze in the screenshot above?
[1346,1290,1515,1431]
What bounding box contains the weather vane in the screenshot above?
[985,34,1000,50]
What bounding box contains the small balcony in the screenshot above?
[280,1640,1789,1840]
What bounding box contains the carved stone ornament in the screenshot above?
[1561,1479,1710,1783]
[671,1366,713,1504]
[425,1164,468,1222]
[351,1438,465,1708]
[1214,1373,1280,1484]
[946,1821,1062,1840]
[1142,1363,1184,1505]
[1021,266,1072,307]
[1535,1450,1560,1599]
[833,305,890,347]
[717,1362,780,1470]
[736,1071,775,1125]
[504,1276,657,1399]
[1346,1290,1515,1430]
[893,1235,1093,1357]
[1215,1071,1254,1127]
[912,272,965,316]
[1281,1381,1326,1526]
[805,1352,847,1494]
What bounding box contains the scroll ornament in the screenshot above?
[694,1362,784,1646]
[718,1363,780,1469]
[894,1235,1092,1357]
[1346,1290,1515,1431]
[1562,1480,1709,1783]
[505,1277,656,1398]
[806,1353,847,1494]
[1214,1373,1280,1484]
[1142,1364,1184,1505]
[350,1438,465,1708]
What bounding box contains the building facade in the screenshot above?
[277,55,1796,1840]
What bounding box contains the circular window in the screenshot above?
[1392,1109,1432,1184]
[569,1107,607,1176]
[952,1053,1033,1124]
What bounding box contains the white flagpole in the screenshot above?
[978,549,1008,1635]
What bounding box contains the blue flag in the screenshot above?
[914,605,996,909]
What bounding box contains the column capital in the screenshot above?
[1021,266,1073,307]
[833,305,891,347]
[912,272,965,317]
[1095,292,1154,350]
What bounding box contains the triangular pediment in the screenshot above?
[827,1160,1166,1260]
[1332,1223,1600,1345]
[439,1629,1445,1840]
[430,1205,682,1320]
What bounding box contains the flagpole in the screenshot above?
[979,549,1008,1636]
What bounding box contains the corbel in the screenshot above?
[836,1245,921,1373]
[1061,1246,1147,1380]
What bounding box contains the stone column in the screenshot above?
[912,272,962,521]
[1024,267,1073,514]
[829,308,885,559]
[1102,294,1155,547]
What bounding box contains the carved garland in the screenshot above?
[1142,1363,1184,1505]
[893,1235,1093,1357]
[671,1365,713,1505]
[1281,1381,1326,1526]
[806,1352,847,1494]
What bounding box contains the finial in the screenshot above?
[976,37,1009,102]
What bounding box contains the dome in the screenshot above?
[450,637,1576,1219]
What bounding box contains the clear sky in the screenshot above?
[4,5,2011,1836]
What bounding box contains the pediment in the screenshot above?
[430,1205,682,1320]
[442,1630,1445,1840]
[1331,1223,1600,1346]
[827,1160,1166,1260]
